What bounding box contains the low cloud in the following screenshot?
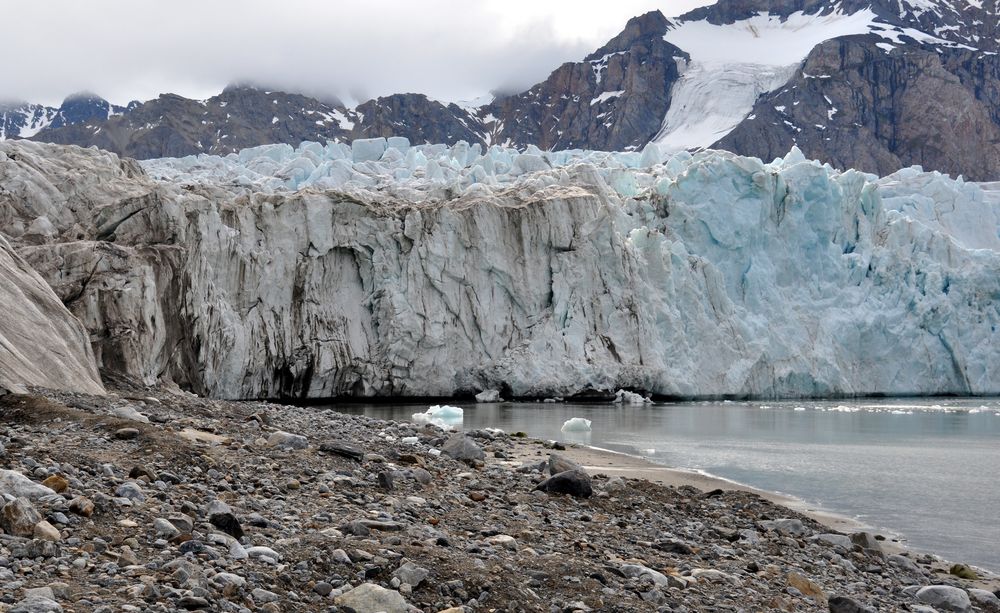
[5,0,710,107]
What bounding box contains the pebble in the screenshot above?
[393,561,430,586]
[33,520,61,542]
[113,428,140,440]
[266,431,308,449]
[1,386,994,612]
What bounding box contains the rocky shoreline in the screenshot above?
[0,385,997,612]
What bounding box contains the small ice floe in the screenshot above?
[793,406,807,411]
[411,405,464,429]
[475,389,502,403]
[890,409,913,415]
[612,389,652,405]
[828,405,860,412]
[543,397,564,403]
[561,417,592,433]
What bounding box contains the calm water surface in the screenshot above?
[328,398,1000,571]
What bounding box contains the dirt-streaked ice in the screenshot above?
[2,139,999,400]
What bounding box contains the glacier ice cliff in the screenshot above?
[0,231,104,395]
[1,139,999,400]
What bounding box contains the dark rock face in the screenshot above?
[485,11,687,152]
[716,38,1000,180]
[0,92,132,140]
[354,94,485,145]
[32,86,357,160]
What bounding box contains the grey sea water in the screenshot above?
[329,397,1000,572]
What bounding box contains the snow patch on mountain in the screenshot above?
[663,10,880,67]
[654,10,878,153]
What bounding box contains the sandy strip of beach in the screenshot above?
[508,437,870,532]
[508,437,1000,591]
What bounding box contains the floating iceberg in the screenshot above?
[613,390,652,405]
[561,417,593,432]
[475,389,502,403]
[411,405,464,429]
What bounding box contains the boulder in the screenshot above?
[334,583,408,613]
[0,497,42,537]
[0,471,56,500]
[915,585,972,612]
[441,434,484,463]
[548,453,583,475]
[535,469,592,498]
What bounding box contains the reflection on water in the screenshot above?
[325,398,1000,572]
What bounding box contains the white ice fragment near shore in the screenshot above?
[613,390,651,405]
[561,417,592,432]
[412,405,464,429]
[475,389,502,403]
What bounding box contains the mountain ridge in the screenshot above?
[3,0,999,178]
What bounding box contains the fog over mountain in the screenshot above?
[3,0,711,107]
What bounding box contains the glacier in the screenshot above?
[1,138,999,400]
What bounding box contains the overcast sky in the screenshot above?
[4,0,712,107]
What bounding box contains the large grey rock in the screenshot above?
[0,471,56,500]
[620,564,670,587]
[828,595,876,613]
[535,470,593,498]
[9,597,63,613]
[393,561,430,586]
[968,589,1000,610]
[759,518,809,537]
[850,532,883,554]
[441,434,484,463]
[548,453,583,475]
[815,533,852,550]
[266,431,308,450]
[0,497,43,537]
[334,583,408,613]
[915,585,972,612]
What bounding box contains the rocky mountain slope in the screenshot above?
[2,138,999,400]
[6,0,999,179]
[0,93,135,140]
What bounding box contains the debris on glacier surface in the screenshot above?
[561,417,593,432]
[411,405,464,429]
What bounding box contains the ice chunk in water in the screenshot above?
[613,390,651,405]
[475,389,502,403]
[561,417,592,432]
[411,404,464,429]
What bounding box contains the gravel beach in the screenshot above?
[0,384,997,612]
